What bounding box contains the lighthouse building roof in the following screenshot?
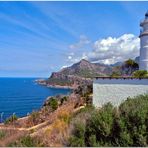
[145,11,148,18]
[140,11,148,27]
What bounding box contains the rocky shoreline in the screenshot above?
[35,79,76,89]
[46,84,74,89]
[0,82,93,146]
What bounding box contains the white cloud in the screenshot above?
[66,34,140,66]
[86,34,140,64]
[61,65,69,69]
[68,56,72,60]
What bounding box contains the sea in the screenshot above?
[0,78,71,122]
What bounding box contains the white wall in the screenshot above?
[93,79,148,107]
[139,24,148,70]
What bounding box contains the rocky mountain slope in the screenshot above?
[44,59,113,88]
[54,59,112,77]
[39,58,139,88]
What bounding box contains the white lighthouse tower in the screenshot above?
[139,11,148,71]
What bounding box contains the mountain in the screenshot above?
[40,58,139,88]
[52,59,112,78]
[50,59,114,80]
[44,59,113,88]
[110,61,123,67]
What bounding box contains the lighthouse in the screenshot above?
[139,11,148,71]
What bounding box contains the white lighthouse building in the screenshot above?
[93,11,148,108]
[139,11,148,71]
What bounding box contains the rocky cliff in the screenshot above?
[51,59,113,78]
[45,59,113,88]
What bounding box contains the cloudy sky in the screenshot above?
[0,1,148,77]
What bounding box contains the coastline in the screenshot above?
[46,84,75,89]
[0,79,72,124]
[0,81,92,146]
[35,79,76,89]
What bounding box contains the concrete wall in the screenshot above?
[93,78,148,107]
[139,19,148,70]
[139,35,148,70]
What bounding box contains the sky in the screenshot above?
[0,1,148,77]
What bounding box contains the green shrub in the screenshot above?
[68,122,85,147]
[0,130,6,139]
[85,103,115,146]
[68,95,148,147]
[4,114,18,124]
[29,111,40,125]
[8,135,44,147]
[48,97,58,111]
[20,136,36,147]
[47,78,73,86]
[110,71,121,77]
[69,136,85,147]
[119,95,148,146]
[133,70,148,78]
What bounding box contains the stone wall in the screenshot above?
[93,78,148,107]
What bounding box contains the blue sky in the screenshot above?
[0,1,148,77]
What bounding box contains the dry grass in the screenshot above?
[0,93,84,147]
[30,94,80,147]
[0,128,28,146]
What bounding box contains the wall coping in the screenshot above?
[94,76,148,80]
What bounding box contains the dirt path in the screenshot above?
[0,93,81,146]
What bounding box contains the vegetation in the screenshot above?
[121,59,139,75]
[73,69,98,78]
[4,114,18,124]
[47,78,73,86]
[48,97,58,111]
[0,130,6,139]
[28,111,40,126]
[110,71,121,77]
[2,83,148,147]
[60,96,68,105]
[133,70,148,78]
[8,135,44,147]
[68,95,148,147]
[124,59,139,75]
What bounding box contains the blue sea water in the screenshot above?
[0,78,71,122]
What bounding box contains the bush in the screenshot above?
[4,114,18,124]
[69,136,85,147]
[133,70,148,78]
[110,71,121,77]
[60,96,67,105]
[29,111,40,125]
[119,95,148,146]
[68,122,85,147]
[8,135,44,147]
[0,130,5,139]
[48,97,58,111]
[85,103,115,146]
[68,95,148,147]
[20,136,36,147]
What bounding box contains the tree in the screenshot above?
[133,70,148,78]
[124,59,139,75]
